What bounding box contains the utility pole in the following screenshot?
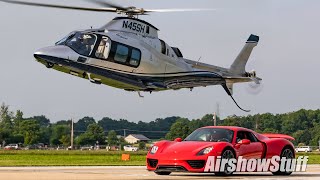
[255,117,259,130]
[216,102,220,119]
[123,129,126,137]
[213,112,217,126]
[70,118,74,150]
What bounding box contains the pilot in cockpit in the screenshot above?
[70,33,95,56]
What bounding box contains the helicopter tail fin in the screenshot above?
[229,34,259,75]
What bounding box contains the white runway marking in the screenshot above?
[0,165,320,180]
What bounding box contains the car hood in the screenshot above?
[158,141,224,155]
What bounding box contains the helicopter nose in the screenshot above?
[34,45,79,62]
[34,46,60,68]
[33,52,42,60]
[34,46,56,61]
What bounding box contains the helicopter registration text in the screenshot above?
[123,21,146,34]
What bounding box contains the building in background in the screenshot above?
[125,134,150,144]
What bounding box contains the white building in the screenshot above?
[125,134,150,144]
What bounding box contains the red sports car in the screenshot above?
[147,126,295,176]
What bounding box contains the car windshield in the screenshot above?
[184,128,234,143]
[65,32,97,57]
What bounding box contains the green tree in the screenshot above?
[60,135,71,147]
[86,124,105,144]
[107,130,118,146]
[310,123,320,146]
[75,134,92,145]
[139,141,146,150]
[50,124,70,145]
[13,110,24,134]
[75,124,105,145]
[20,120,40,145]
[39,126,52,144]
[9,134,24,144]
[0,103,13,131]
[165,118,190,140]
[0,103,12,144]
[75,117,96,132]
[31,116,50,127]
[293,130,311,145]
[262,128,278,133]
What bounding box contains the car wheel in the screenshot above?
[155,172,171,175]
[272,147,294,176]
[215,148,235,176]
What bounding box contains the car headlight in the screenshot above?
[150,146,158,154]
[197,146,213,156]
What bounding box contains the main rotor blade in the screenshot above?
[87,0,127,11]
[0,0,117,12]
[145,8,216,13]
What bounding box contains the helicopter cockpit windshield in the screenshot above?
[64,32,97,57]
[55,31,76,46]
[55,31,112,60]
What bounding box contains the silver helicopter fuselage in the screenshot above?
[34,17,260,94]
[1,0,261,111]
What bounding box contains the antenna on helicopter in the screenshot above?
[196,56,202,66]
[222,84,250,112]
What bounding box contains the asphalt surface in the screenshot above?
[0,165,320,180]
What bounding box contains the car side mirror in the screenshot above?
[239,139,251,145]
[174,138,182,142]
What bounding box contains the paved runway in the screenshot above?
[0,165,320,180]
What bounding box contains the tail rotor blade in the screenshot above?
[246,81,264,95]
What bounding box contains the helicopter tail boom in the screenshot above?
[229,34,259,75]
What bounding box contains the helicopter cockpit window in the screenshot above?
[66,33,97,57]
[114,44,129,63]
[95,36,111,59]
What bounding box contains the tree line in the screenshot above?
[165,109,320,146]
[1,102,320,146]
[0,103,179,146]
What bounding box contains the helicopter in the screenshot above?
[0,0,262,112]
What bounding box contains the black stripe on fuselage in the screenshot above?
[34,54,225,91]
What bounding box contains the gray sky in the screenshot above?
[0,0,319,123]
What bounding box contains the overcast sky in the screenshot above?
[0,0,319,123]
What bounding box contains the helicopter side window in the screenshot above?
[160,39,166,54]
[114,44,129,63]
[95,36,111,59]
[66,33,97,57]
[108,41,141,68]
[129,49,141,66]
